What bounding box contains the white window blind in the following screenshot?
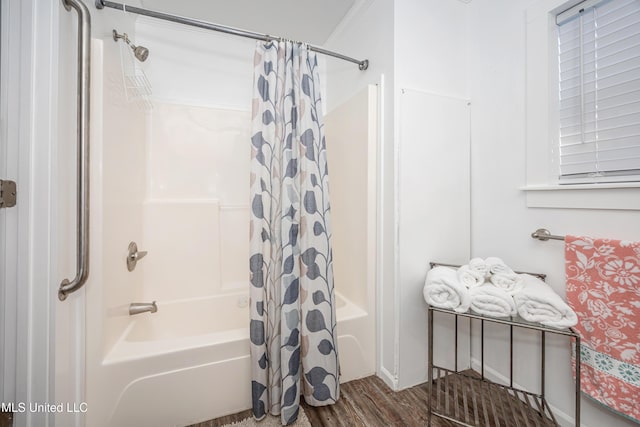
[557,0,640,183]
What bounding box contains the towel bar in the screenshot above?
[531,228,565,241]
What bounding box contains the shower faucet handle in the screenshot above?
[127,241,147,272]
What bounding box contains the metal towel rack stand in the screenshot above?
[427,262,581,426]
[58,0,91,301]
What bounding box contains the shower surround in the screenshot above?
[85,31,376,427]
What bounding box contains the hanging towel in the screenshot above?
[423,266,471,313]
[566,235,640,423]
[469,283,517,318]
[457,265,485,288]
[512,274,578,328]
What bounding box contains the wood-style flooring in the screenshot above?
[191,371,555,427]
[191,374,460,427]
[0,410,12,427]
[189,375,449,427]
[302,375,455,427]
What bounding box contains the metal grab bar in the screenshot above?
[59,0,91,301]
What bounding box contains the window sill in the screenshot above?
[521,184,640,210]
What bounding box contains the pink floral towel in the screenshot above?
[566,235,640,423]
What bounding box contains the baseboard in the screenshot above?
[377,366,398,391]
[470,358,579,427]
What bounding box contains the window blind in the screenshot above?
[557,0,640,183]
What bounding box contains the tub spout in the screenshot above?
[129,301,157,316]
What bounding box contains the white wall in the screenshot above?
[393,0,471,390]
[396,88,471,388]
[324,0,396,386]
[394,0,469,98]
[136,17,254,110]
[142,102,251,301]
[325,0,473,390]
[324,1,394,113]
[468,0,640,426]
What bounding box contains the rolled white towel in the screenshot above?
[457,265,485,288]
[468,257,489,278]
[469,283,517,318]
[512,274,578,328]
[489,272,524,294]
[485,257,514,275]
[423,266,471,313]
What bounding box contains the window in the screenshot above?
[524,0,640,209]
[556,0,640,184]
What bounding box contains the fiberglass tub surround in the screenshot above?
[85,15,377,426]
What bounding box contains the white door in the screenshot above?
[0,0,19,410]
[1,1,65,426]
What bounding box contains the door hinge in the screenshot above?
[0,180,16,208]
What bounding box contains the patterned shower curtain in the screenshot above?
[249,40,340,425]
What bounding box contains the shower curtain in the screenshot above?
[249,40,340,425]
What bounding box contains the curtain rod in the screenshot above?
[95,0,369,70]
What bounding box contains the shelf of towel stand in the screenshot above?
[427,305,581,427]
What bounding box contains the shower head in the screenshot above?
[133,45,149,62]
[113,29,149,62]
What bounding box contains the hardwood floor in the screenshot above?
[189,408,255,427]
[0,411,12,427]
[189,375,457,427]
[190,371,555,427]
[301,375,455,427]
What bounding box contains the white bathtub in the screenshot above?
[98,291,373,427]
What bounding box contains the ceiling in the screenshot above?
[137,0,358,45]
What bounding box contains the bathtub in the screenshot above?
[97,291,373,427]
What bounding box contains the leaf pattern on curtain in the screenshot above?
[249,40,340,426]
